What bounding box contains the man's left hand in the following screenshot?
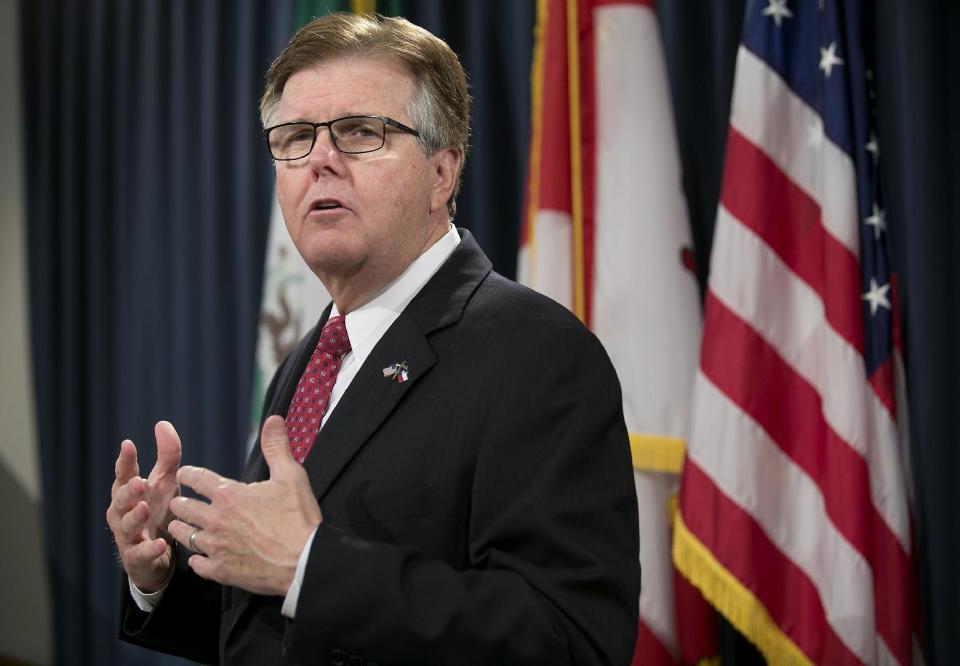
[168,415,322,596]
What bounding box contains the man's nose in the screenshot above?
[308,126,341,171]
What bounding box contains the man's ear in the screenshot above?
[429,147,462,214]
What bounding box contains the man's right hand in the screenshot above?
[106,421,183,592]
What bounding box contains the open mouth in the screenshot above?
[310,198,344,212]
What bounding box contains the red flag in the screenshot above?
[520,1,716,662]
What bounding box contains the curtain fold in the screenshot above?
[875,2,960,662]
[22,2,295,663]
[404,1,536,278]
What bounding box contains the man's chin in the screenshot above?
[292,231,359,269]
[303,251,364,283]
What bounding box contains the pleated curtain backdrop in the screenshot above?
[403,2,537,277]
[21,2,295,663]
[872,2,960,661]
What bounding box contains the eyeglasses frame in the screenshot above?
[263,114,421,160]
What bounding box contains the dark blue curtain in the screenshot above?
[403,1,536,278]
[20,0,958,664]
[20,1,295,663]
[658,2,746,297]
[874,1,960,662]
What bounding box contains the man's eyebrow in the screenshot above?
[274,112,378,124]
[334,112,377,119]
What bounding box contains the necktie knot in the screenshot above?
[317,315,351,357]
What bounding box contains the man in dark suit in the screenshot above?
[107,13,639,665]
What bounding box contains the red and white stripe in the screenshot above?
[678,45,917,666]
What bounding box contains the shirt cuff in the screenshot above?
[281,526,319,619]
[129,578,167,613]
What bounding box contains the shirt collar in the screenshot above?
[330,224,460,366]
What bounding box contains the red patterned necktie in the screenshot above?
[284,315,352,464]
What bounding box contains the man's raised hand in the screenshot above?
[167,415,322,596]
[106,421,182,592]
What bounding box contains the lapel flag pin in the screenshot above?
[382,361,410,383]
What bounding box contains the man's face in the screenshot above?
[273,57,454,297]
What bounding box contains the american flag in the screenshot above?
[673,0,920,664]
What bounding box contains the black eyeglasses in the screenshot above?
[263,115,420,160]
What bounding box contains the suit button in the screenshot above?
[329,648,346,665]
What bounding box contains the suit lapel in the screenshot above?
[225,231,492,650]
[244,230,491,486]
[301,312,435,498]
[300,229,492,500]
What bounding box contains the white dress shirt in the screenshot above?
[130,224,460,617]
